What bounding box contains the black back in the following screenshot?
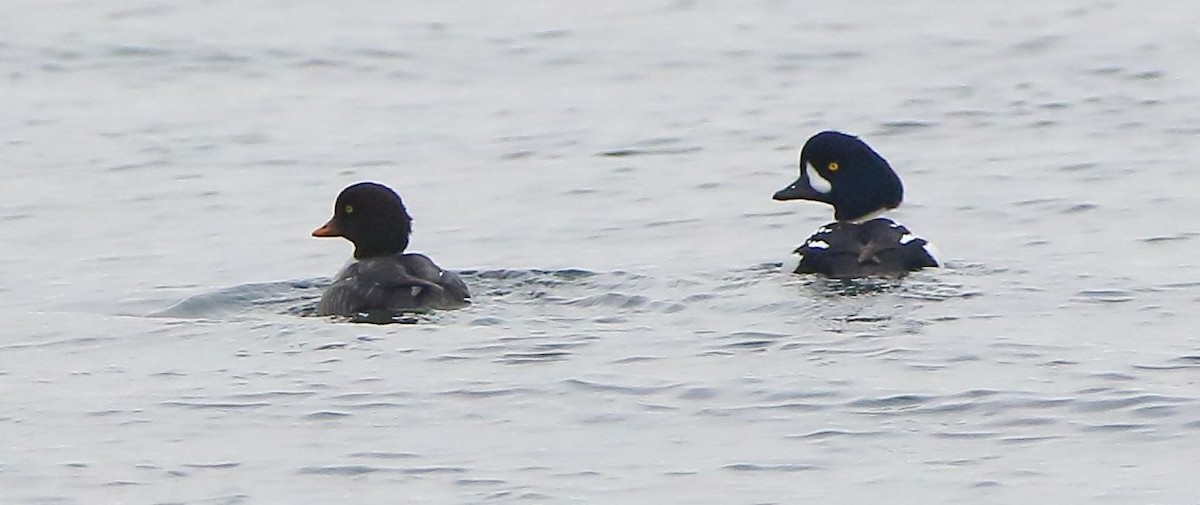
[316,253,471,315]
[789,218,938,278]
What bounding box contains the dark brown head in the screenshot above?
[312,182,412,259]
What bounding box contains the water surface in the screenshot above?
[3,1,1200,503]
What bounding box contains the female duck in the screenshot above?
[773,131,938,278]
[312,182,470,315]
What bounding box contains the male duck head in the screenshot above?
[772,131,903,222]
[312,182,412,260]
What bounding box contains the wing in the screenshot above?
[397,254,472,310]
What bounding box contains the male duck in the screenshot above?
[773,131,938,278]
[312,182,470,315]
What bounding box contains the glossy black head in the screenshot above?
[772,131,904,222]
[313,182,412,259]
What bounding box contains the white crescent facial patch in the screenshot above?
[805,161,832,194]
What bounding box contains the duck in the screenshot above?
[772,131,938,278]
[311,182,470,316]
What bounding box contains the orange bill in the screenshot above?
[311,217,342,237]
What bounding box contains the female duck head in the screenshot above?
[312,182,413,259]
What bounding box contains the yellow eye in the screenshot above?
[827,162,839,171]
[343,205,355,214]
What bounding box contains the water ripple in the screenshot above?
[722,463,820,472]
[787,429,885,439]
[349,451,420,460]
[297,465,467,476]
[160,401,270,410]
[563,378,677,395]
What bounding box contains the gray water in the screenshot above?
[4,1,1200,503]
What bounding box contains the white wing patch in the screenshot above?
[782,252,802,274]
[922,241,941,263]
[806,240,830,249]
[898,233,917,245]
